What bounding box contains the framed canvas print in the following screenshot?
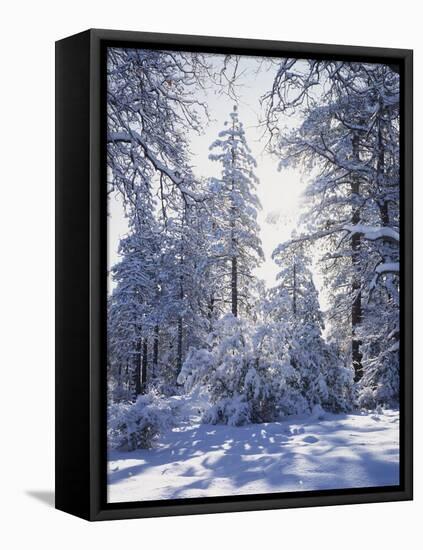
[55,29,413,521]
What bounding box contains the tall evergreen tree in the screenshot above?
[269,244,327,408]
[208,106,264,318]
[108,189,160,400]
[264,60,400,403]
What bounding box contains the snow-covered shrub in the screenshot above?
[288,325,330,409]
[179,314,303,425]
[321,344,355,412]
[358,329,399,409]
[108,391,174,450]
[178,348,215,393]
[357,360,399,410]
[203,395,251,426]
[357,386,377,410]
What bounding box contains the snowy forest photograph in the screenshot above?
[106,46,401,504]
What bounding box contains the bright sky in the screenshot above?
[108,53,310,293]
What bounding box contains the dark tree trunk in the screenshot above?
[125,361,130,398]
[292,261,297,316]
[208,294,215,316]
[377,119,397,306]
[177,317,183,373]
[351,133,363,382]
[378,121,389,227]
[141,338,148,391]
[176,264,184,374]
[117,363,122,389]
[230,116,238,318]
[207,294,215,330]
[133,340,142,399]
[231,256,238,317]
[380,201,389,227]
[153,324,159,377]
[176,226,184,374]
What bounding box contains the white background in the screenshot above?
[0,0,420,548]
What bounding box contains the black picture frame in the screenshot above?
[55,28,413,521]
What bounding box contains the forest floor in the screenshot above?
[107,397,399,503]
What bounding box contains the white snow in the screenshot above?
[342,224,400,243]
[107,405,399,503]
[375,262,400,274]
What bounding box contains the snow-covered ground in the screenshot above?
[107,404,399,503]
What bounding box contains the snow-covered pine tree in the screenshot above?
[208,106,264,318]
[269,243,329,410]
[356,65,400,407]
[179,312,299,425]
[108,189,160,401]
[264,61,400,406]
[106,51,254,400]
[157,196,212,387]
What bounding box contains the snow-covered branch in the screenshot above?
[342,224,399,244]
